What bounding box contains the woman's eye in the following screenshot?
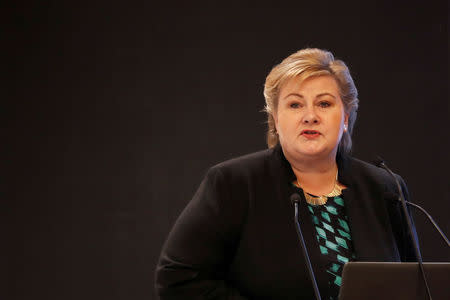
[318,101,331,108]
[289,102,300,108]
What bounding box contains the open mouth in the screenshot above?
[302,130,319,134]
[301,130,320,138]
[302,130,320,135]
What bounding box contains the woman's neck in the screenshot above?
[288,154,339,196]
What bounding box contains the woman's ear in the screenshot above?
[272,112,278,132]
[344,113,349,131]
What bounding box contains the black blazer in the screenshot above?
[155,145,417,299]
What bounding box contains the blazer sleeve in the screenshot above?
[388,175,420,262]
[155,167,248,300]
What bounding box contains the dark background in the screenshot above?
[8,1,449,299]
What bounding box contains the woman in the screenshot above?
[155,48,417,299]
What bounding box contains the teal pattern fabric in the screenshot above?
[307,195,356,300]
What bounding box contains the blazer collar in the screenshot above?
[271,143,354,187]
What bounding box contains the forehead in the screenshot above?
[280,75,340,97]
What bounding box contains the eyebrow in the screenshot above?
[284,92,337,99]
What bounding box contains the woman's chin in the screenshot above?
[294,147,330,159]
[282,142,334,161]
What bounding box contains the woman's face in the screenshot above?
[274,75,348,162]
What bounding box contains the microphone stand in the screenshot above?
[377,160,433,300]
[291,194,322,300]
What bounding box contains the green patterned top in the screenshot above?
[307,195,356,300]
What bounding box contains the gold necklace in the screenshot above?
[296,171,342,205]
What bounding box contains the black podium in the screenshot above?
[338,262,450,300]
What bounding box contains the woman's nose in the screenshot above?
[302,107,319,124]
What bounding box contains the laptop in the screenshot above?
[338,262,450,300]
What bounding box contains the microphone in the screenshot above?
[290,193,322,300]
[374,157,432,300]
[383,191,450,248]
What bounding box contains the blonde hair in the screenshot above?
[264,48,359,156]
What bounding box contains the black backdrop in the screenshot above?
[9,1,449,299]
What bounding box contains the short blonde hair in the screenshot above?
[264,48,359,156]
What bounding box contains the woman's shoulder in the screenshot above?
[202,146,285,186]
[348,157,386,176]
[346,156,407,192]
[209,147,276,175]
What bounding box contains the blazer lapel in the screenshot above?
[340,161,401,262]
[274,145,337,290]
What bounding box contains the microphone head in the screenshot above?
[372,156,386,168]
[290,193,301,205]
